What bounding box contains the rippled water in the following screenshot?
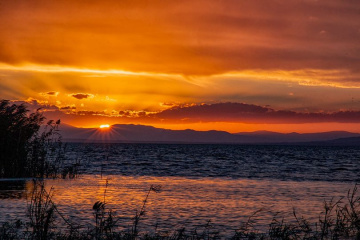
[1,144,359,236]
[72,144,360,182]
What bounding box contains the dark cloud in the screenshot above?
[77,110,106,115]
[12,99,59,112]
[46,91,58,96]
[161,102,176,107]
[39,91,59,97]
[11,100,360,125]
[60,106,76,110]
[70,93,93,100]
[151,103,360,124]
[119,110,131,116]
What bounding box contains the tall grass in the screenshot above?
[0,99,79,178]
[27,180,56,240]
[0,100,45,178]
[232,185,360,240]
[1,183,359,239]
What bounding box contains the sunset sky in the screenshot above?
[1,0,360,133]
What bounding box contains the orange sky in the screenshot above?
[1,0,360,133]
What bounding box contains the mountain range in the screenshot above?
[57,124,360,145]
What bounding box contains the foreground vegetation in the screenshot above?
[0,100,77,178]
[0,181,359,240]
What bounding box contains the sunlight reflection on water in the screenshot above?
[0,175,355,236]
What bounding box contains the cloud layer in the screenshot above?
[152,103,360,124]
[19,100,360,125]
[1,1,359,132]
[0,0,359,80]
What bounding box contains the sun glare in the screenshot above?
[99,124,110,129]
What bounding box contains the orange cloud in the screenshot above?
[60,106,76,110]
[0,0,359,77]
[151,103,360,124]
[24,100,360,125]
[1,0,360,134]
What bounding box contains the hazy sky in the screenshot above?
[1,0,360,132]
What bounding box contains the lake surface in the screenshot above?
[1,144,359,237]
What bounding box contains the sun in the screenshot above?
[99,124,110,129]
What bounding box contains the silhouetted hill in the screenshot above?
[58,124,360,145]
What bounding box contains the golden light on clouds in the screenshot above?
[1,1,359,75]
[0,0,360,133]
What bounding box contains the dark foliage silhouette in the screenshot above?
[0,100,65,178]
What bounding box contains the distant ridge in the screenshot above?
[58,124,360,145]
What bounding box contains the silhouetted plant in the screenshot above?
[2,181,360,239]
[61,160,80,179]
[232,209,263,240]
[132,185,162,238]
[0,220,24,239]
[27,180,56,240]
[0,100,66,178]
[0,100,44,177]
[27,119,65,178]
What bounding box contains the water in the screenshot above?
[74,144,360,182]
[1,144,359,236]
